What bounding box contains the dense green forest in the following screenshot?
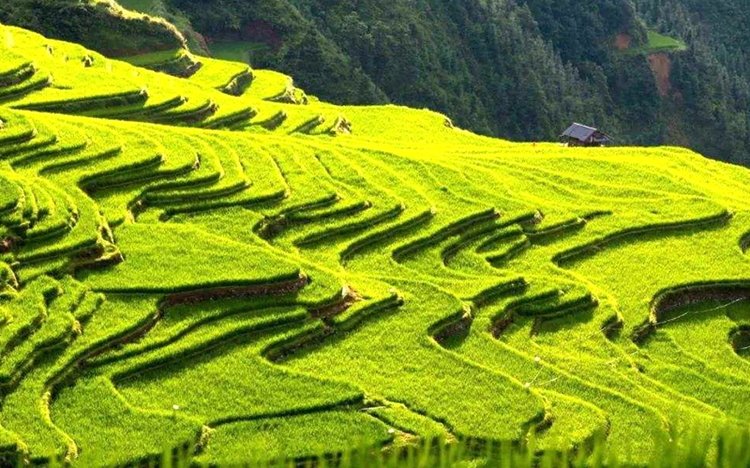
[633,0,750,164]
[1,0,749,165]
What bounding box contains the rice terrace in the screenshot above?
[0,1,749,466]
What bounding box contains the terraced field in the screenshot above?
[0,23,749,466]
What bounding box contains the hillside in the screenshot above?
[0,0,186,56]
[109,0,638,143]
[26,0,723,166]
[633,0,750,163]
[0,22,749,467]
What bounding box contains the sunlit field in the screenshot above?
[0,23,749,466]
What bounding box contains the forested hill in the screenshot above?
[633,0,750,163]
[1,0,749,165]
[117,0,648,146]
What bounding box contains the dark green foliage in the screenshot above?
[522,0,646,64]
[634,0,750,164]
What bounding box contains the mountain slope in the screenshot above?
[92,0,748,166]
[0,22,749,465]
[634,0,750,163]
[120,0,626,141]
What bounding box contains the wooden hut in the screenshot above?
[560,123,612,147]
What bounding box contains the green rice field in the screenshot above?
[0,22,748,466]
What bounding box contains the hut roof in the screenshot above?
[561,123,599,141]
[560,123,612,145]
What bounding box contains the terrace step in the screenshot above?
[258,198,371,241]
[243,70,300,101]
[326,293,404,332]
[193,411,391,465]
[0,112,38,146]
[122,48,201,78]
[87,95,187,120]
[10,134,88,170]
[15,89,148,114]
[0,276,61,367]
[441,219,508,266]
[0,277,83,387]
[202,107,257,130]
[52,376,197,466]
[219,69,254,96]
[341,207,434,263]
[532,390,608,452]
[150,98,218,124]
[0,118,59,161]
[187,56,253,94]
[0,63,35,88]
[95,305,308,375]
[553,208,732,267]
[0,367,75,464]
[91,289,309,366]
[295,203,405,248]
[141,135,249,207]
[0,72,52,104]
[392,208,499,263]
[485,237,531,267]
[22,180,78,245]
[14,186,106,271]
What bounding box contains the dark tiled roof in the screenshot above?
[561,123,599,141]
